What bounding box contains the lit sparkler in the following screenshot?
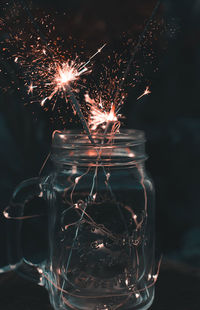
[85,93,120,132]
[26,43,106,111]
[39,59,89,108]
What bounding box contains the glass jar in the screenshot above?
[4,129,155,310]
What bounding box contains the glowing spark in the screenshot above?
[41,97,48,106]
[52,43,106,94]
[79,43,106,71]
[27,82,37,94]
[84,93,95,104]
[36,44,105,110]
[54,61,87,91]
[90,104,118,131]
[137,86,151,100]
[135,293,140,299]
[14,57,18,63]
[85,94,118,131]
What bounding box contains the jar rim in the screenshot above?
[52,129,146,148]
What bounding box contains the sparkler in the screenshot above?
[85,93,119,132]
[25,44,106,113]
[89,103,118,131]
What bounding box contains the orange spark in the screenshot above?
[137,86,151,100]
[27,82,37,94]
[54,61,87,91]
[39,60,89,107]
[85,94,118,131]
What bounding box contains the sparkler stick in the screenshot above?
[66,86,95,145]
[37,43,106,176]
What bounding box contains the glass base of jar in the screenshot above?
[50,289,154,310]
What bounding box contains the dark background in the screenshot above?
[0,0,200,305]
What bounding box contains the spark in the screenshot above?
[137,86,151,100]
[51,43,106,92]
[27,82,37,94]
[38,60,89,108]
[85,94,119,131]
[34,44,106,110]
[89,104,118,131]
[41,97,48,106]
[78,43,106,71]
[14,57,18,63]
[54,61,87,91]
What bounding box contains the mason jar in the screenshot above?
[3,129,155,310]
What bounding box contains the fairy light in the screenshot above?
[75,176,81,184]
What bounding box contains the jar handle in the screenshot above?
[3,177,47,286]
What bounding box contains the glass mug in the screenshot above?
[4,129,155,310]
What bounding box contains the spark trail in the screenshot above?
[137,86,151,100]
